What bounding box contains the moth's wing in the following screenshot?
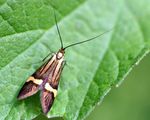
[40,62,64,114]
[17,76,42,100]
[17,54,55,101]
[41,89,54,114]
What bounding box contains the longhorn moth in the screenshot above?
[17,11,112,114]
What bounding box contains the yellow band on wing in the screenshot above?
[27,76,43,85]
[45,83,57,97]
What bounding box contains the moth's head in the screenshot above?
[56,48,65,59]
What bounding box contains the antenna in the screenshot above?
[53,9,64,49]
[63,28,113,50]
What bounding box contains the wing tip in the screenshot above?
[41,90,55,114]
[17,81,39,100]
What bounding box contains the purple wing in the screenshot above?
[41,89,54,114]
[17,80,39,100]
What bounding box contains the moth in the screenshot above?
[17,10,112,114]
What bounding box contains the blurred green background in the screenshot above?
[86,53,150,120]
[35,53,150,120]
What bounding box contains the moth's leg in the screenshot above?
[26,52,53,66]
[42,52,54,62]
[62,60,67,70]
[63,60,74,70]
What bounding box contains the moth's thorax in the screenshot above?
[56,49,65,60]
[57,52,63,59]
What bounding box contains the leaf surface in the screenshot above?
[0,0,149,120]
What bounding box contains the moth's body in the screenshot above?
[17,49,65,114]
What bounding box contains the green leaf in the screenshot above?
[0,0,149,120]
